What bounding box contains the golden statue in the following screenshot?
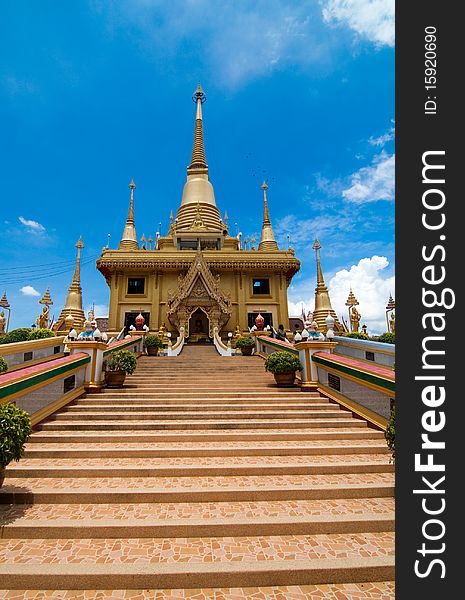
[232,324,242,345]
[36,305,50,329]
[349,306,361,332]
[0,311,5,335]
[158,322,169,343]
[389,310,395,333]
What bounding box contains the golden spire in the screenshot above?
[118,180,139,251]
[188,83,208,173]
[258,181,279,251]
[175,84,223,235]
[54,237,85,331]
[311,239,342,332]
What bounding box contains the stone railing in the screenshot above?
[254,334,299,357]
[0,336,66,372]
[213,327,233,356]
[254,335,394,429]
[66,334,145,392]
[0,353,89,426]
[333,336,395,368]
[166,327,185,356]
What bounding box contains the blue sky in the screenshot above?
[0,0,394,333]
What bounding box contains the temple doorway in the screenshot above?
[188,308,210,343]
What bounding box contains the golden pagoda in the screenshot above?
[54,237,86,332]
[311,239,343,333]
[97,85,300,338]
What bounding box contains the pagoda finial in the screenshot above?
[345,287,359,308]
[39,287,53,307]
[188,83,208,172]
[118,180,139,251]
[313,239,325,286]
[258,181,278,251]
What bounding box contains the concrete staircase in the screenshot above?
[0,345,395,598]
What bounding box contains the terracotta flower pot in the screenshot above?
[146,347,159,356]
[105,370,126,388]
[0,468,5,488]
[273,371,296,387]
[239,346,253,356]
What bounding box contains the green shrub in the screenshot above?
[377,332,395,344]
[0,356,7,374]
[0,328,32,345]
[0,403,32,469]
[235,336,255,348]
[144,335,164,348]
[264,351,302,374]
[343,331,369,340]
[385,404,395,462]
[105,349,137,374]
[28,328,56,340]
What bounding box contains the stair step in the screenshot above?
[0,473,394,504]
[53,410,347,421]
[0,497,394,532]
[70,401,330,410]
[7,455,393,478]
[0,583,396,599]
[0,533,394,589]
[38,418,366,431]
[23,440,389,458]
[28,429,382,443]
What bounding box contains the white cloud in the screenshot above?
[288,255,394,335]
[321,0,395,47]
[342,151,394,203]
[92,1,338,87]
[20,285,41,297]
[369,128,394,146]
[329,255,394,334]
[19,216,46,233]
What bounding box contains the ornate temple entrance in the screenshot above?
[188,308,210,343]
[166,249,232,338]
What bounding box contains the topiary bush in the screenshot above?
[343,331,369,340]
[144,335,164,348]
[0,403,32,469]
[377,332,395,344]
[385,404,395,463]
[264,351,303,374]
[28,328,56,340]
[0,356,7,374]
[0,328,32,345]
[235,336,255,348]
[105,349,137,374]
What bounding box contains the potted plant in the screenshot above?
[0,356,7,374]
[264,351,303,387]
[235,336,255,356]
[144,334,164,356]
[385,404,395,463]
[104,349,137,388]
[0,403,32,487]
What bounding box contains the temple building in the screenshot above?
[96,85,301,338]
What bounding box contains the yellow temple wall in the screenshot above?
[106,266,291,336]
